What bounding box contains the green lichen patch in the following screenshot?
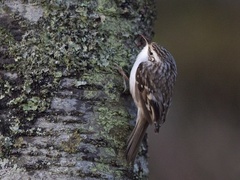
[91,162,124,179]
[97,0,118,16]
[13,137,24,148]
[61,130,81,154]
[82,71,124,101]
[0,27,15,46]
[96,105,130,150]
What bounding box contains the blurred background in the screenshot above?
[148,0,240,179]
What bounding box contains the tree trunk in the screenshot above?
[0,1,155,179]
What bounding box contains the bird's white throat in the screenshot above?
[129,45,148,101]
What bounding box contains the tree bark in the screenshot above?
[0,0,155,179]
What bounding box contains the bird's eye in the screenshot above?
[148,56,155,62]
[148,49,155,62]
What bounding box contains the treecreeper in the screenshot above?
[118,35,177,163]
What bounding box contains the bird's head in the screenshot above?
[140,35,161,63]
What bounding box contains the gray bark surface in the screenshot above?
[0,0,155,179]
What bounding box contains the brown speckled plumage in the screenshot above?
[126,39,177,163]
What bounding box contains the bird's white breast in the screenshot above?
[129,45,148,104]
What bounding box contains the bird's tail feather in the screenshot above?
[126,120,148,163]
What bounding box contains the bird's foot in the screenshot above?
[114,63,129,92]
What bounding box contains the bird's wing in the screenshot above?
[135,62,174,132]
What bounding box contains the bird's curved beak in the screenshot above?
[140,34,149,45]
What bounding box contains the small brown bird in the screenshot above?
[126,35,177,163]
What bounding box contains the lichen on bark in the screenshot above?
[0,0,155,179]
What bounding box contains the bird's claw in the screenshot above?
[114,63,129,92]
